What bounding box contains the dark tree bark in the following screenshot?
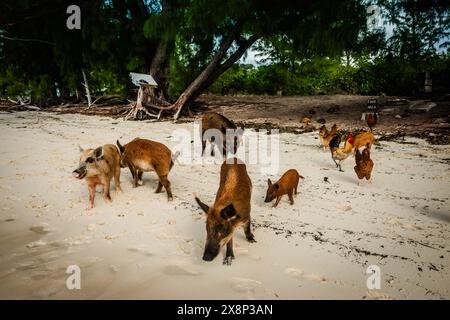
[148,0,173,101]
[149,37,171,100]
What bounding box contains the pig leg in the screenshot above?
[114,165,122,192]
[158,175,173,201]
[244,220,256,243]
[201,138,207,156]
[103,179,112,202]
[155,181,163,193]
[273,196,281,207]
[288,189,294,205]
[222,139,228,157]
[223,238,234,265]
[88,184,96,209]
[128,165,139,187]
[137,171,143,185]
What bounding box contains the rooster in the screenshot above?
[366,113,378,131]
[354,143,374,184]
[319,124,338,150]
[329,133,354,172]
[353,131,376,155]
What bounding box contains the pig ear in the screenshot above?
[78,145,84,152]
[116,140,124,153]
[195,197,209,214]
[94,146,103,160]
[273,183,280,190]
[220,204,238,220]
[267,178,272,186]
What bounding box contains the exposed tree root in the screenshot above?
[123,104,162,121]
[123,85,173,121]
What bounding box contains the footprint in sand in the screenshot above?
[285,267,304,279]
[177,241,193,255]
[366,290,395,300]
[80,256,103,268]
[234,247,249,255]
[31,270,52,281]
[110,265,119,273]
[230,277,265,299]
[26,240,47,248]
[163,264,201,276]
[29,223,53,234]
[303,273,327,283]
[127,245,154,257]
[285,267,327,283]
[31,284,62,299]
[86,224,97,232]
[16,261,40,271]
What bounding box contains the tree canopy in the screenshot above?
[0,0,449,115]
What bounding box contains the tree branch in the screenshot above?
[0,34,55,46]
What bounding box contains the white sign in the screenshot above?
[129,72,158,87]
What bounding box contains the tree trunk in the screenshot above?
[172,27,258,119]
[148,0,172,100]
[149,38,171,100]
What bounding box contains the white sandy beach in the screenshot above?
[0,111,449,299]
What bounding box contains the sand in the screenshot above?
[0,111,448,300]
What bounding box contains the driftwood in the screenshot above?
[6,98,41,111]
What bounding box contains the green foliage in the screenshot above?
[378,0,450,60]
[206,53,450,96]
[88,69,127,96]
[0,0,156,103]
[0,0,448,104]
[0,67,30,98]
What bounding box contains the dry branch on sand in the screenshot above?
[6,97,41,111]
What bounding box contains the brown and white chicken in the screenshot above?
[319,124,338,150]
[329,133,354,172]
[354,143,374,185]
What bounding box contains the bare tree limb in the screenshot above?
[82,69,93,108]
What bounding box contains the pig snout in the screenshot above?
[264,194,274,203]
[72,166,87,179]
[202,244,219,262]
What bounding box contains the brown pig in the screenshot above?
[116,138,175,201]
[73,144,122,209]
[195,158,255,265]
[264,169,304,207]
[201,112,243,157]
